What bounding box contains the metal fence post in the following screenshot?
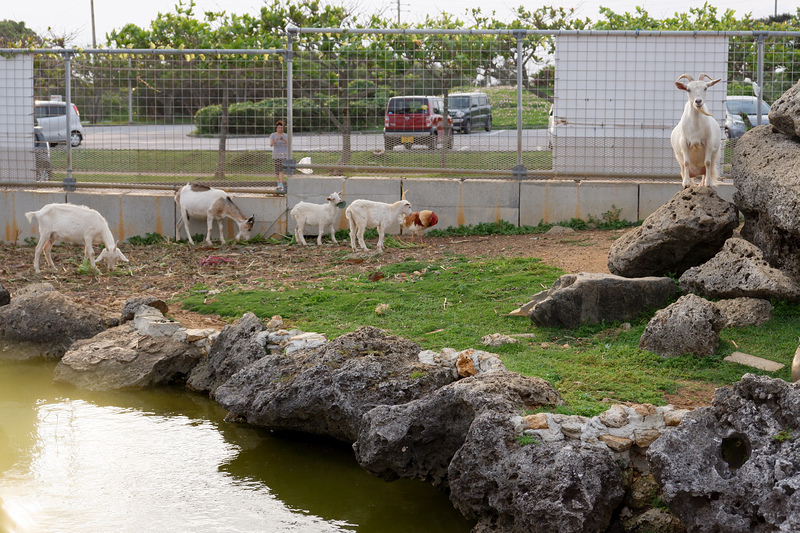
[63,51,76,192]
[286,26,297,165]
[755,31,766,126]
[513,29,527,180]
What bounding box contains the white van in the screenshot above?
[35,99,85,147]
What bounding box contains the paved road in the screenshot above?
[82,124,551,152]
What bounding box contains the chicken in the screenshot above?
[400,210,438,244]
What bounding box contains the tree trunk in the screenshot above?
[337,107,352,166]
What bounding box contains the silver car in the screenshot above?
[725,96,770,139]
[35,99,86,147]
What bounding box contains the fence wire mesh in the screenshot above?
[0,29,797,188]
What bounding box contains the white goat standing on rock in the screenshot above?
[345,191,412,253]
[25,203,129,273]
[670,73,723,188]
[291,191,344,246]
[175,183,255,245]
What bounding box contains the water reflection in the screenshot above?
[0,360,474,533]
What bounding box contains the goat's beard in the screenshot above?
[694,104,713,117]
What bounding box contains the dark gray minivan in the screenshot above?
[448,92,492,134]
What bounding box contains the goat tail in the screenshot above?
[24,210,38,224]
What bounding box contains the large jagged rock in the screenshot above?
[608,187,739,278]
[648,374,800,532]
[186,312,267,397]
[215,326,457,443]
[448,410,624,533]
[679,237,800,301]
[640,294,725,358]
[733,125,800,280]
[354,372,563,488]
[53,323,206,391]
[522,272,679,328]
[768,79,800,138]
[0,287,111,360]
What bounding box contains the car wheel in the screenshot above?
[384,137,398,151]
[463,120,471,135]
[70,131,82,147]
[485,116,492,132]
[725,128,732,139]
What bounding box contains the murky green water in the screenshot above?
[0,359,474,533]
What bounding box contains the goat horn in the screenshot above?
[699,73,713,82]
[402,189,408,201]
[675,73,693,83]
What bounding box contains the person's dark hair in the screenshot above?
[275,120,285,127]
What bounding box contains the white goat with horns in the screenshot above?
[670,73,723,188]
[345,190,412,253]
[25,203,129,273]
[175,183,255,245]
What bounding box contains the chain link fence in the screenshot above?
[0,28,797,189]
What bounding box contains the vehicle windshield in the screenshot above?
[388,98,428,114]
[448,96,470,109]
[727,99,770,115]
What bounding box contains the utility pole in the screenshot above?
[397,0,401,25]
[90,0,97,47]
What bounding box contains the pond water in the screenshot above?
[0,359,474,533]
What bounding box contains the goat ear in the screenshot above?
[248,216,255,224]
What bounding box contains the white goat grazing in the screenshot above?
[345,192,412,253]
[670,73,722,188]
[291,191,343,246]
[25,203,129,273]
[175,183,255,245]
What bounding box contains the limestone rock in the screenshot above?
[640,294,725,358]
[215,326,457,443]
[121,296,169,323]
[621,508,685,533]
[679,238,800,301]
[448,412,624,533]
[608,187,739,278]
[354,372,563,487]
[0,289,109,360]
[525,272,679,328]
[186,312,267,397]
[713,297,773,328]
[53,323,205,390]
[648,374,800,532]
[733,125,800,279]
[768,79,800,138]
[481,333,518,347]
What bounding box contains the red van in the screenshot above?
[383,96,452,150]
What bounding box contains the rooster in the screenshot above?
[400,210,438,244]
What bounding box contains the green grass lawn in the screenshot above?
[179,241,797,417]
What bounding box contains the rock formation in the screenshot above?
[648,374,800,532]
[639,294,725,358]
[608,187,739,278]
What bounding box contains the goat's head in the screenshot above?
[675,73,721,117]
[237,216,255,241]
[327,191,343,205]
[97,245,129,271]
[400,200,412,217]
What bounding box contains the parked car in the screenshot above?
[447,92,492,134]
[35,99,85,147]
[33,126,52,180]
[725,95,771,139]
[384,96,453,150]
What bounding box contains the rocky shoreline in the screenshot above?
[6,285,800,532]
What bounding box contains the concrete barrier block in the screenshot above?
[521,181,639,226]
[456,179,519,229]
[1,189,67,242]
[118,191,175,241]
[235,194,287,239]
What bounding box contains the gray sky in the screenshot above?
[7,0,789,48]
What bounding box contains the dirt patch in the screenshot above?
[0,228,712,407]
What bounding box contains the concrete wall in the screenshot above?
[0,180,738,244]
